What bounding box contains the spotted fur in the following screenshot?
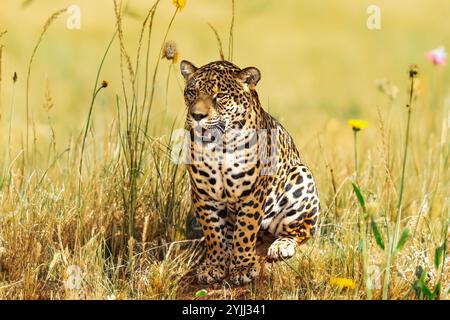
[180,60,320,285]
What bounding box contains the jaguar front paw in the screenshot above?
[197,262,228,284]
[267,237,297,261]
[229,262,260,286]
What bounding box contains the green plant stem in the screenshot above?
[361,239,372,300]
[78,32,117,207]
[396,109,412,211]
[0,45,3,113]
[228,0,235,61]
[394,78,414,247]
[436,219,448,298]
[392,104,412,241]
[382,229,393,299]
[164,63,172,114]
[382,74,415,300]
[8,79,17,165]
[353,129,358,180]
[208,23,225,60]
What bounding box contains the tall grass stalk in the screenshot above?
[228,0,235,61]
[2,72,18,192]
[25,8,67,166]
[208,24,225,60]
[353,129,358,179]
[164,63,173,113]
[78,32,117,207]
[361,239,372,299]
[0,44,3,112]
[382,65,417,300]
[138,5,178,159]
[115,0,158,242]
[8,73,18,166]
[113,0,182,241]
[0,31,6,108]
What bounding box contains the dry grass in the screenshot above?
[0,0,449,300]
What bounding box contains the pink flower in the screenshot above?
[426,46,447,66]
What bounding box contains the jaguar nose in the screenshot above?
[191,112,207,122]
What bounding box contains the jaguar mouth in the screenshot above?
[190,121,225,144]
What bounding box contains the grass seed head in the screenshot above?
[162,41,179,64]
[409,64,419,79]
[101,80,109,88]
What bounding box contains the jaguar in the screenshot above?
[180,60,320,285]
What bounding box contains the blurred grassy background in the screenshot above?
[0,0,449,166]
[0,0,449,300]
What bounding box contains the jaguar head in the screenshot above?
[180,60,261,135]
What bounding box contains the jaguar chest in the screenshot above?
[188,129,260,202]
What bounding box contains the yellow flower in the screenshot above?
[348,119,368,131]
[172,0,186,10]
[330,277,356,289]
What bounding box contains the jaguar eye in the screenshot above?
[185,89,196,101]
[215,93,225,100]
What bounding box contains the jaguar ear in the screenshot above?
[180,60,197,80]
[236,67,261,90]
